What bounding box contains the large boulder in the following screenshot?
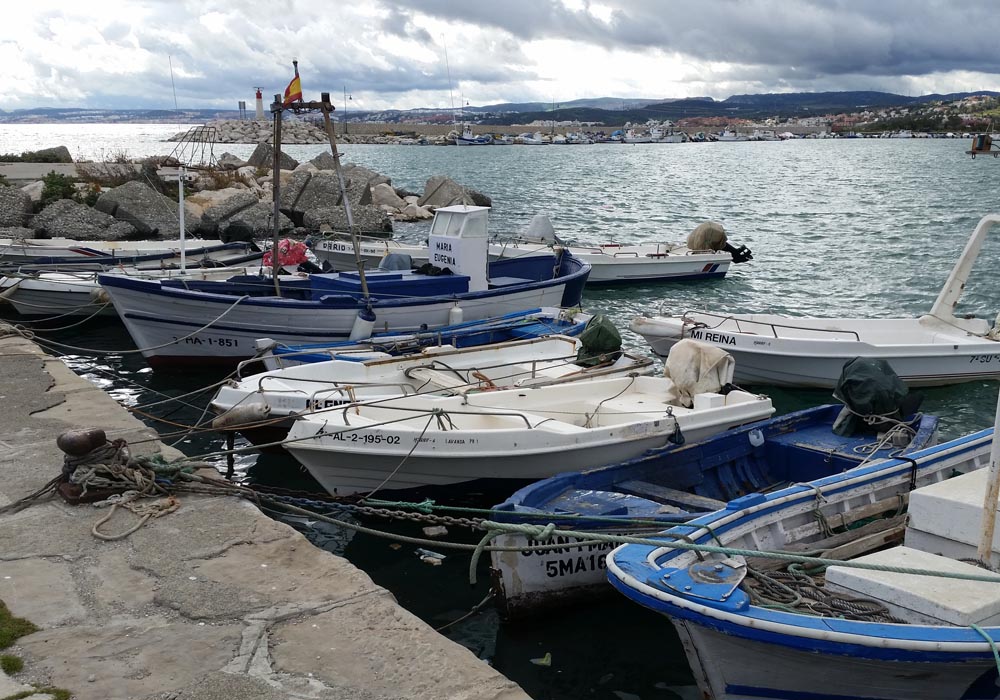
[32,198,138,240]
[95,180,193,237]
[196,189,259,224]
[246,142,298,171]
[418,176,492,208]
[342,163,390,187]
[217,152,247,170]
[222,201,293,238]
[302,205,392,234]
[371,183,406,210]
[395,204,434,221]
[20,180,44,203]
[309,152,338,170]
[280,171,373,227]
[29,145,73,163]
[0,186,32,227]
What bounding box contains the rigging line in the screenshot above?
[364,413,437,499]
[1,294,250,355]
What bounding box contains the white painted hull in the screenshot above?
[210,336,651,435]
[669,620,991,700]
[102,277,574,367]
[631,314,1000,388]
[0,238,235,264]
[285,377,773,495]
[314,238,731,284]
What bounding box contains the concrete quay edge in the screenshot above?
[0,334,529,700]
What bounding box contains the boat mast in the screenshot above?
[270,93,283,296]
[928,214,1000,321]
[318,92,370,302]
[977,386,1000,565]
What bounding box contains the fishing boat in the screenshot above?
[0,238,260,271]
[312,216,753,285]
[454,125,493,146]
[0,262,265,318]
[283,342,774,496]
[254,307,593,369]
[98,205,590,368]
[210,330,652,449]
[606,420,998,700]
[631,213,1000,387]
[488,355,937,617]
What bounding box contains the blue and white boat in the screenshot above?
[454,125,493,145]
[98,206,590,368]
[255,307,592,370]
[607,425,999,700]
[491,403,938,619]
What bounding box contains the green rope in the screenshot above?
[477,520,1000,585]
[972,624,1000,673]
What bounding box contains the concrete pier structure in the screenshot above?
[0,333,528,700]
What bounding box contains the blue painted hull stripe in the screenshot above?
[725,684,891,700]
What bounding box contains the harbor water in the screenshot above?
[5,124,1000,699]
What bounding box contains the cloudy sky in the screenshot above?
[5,0,1000,112]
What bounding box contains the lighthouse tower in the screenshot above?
[254,88,264,120]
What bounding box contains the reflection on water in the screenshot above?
[6,136,1000,698]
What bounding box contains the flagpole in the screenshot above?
[270,94,283,297]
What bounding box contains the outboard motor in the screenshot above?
[832,357,922,436]
[686,221,753,263]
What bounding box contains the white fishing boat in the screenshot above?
[98,205,590,368]
[0,238,259,270]
[283,356,774,496]
[454,125,493,145]
[210,331,653,449]
[0,263,265,318]
[313,216,753,285]
[631,213,1000,388]
[607,409,1000,700]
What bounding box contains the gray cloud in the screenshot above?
[7,0,1000,110]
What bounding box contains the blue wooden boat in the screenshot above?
[607,426,998,700]
[255,307,591,369]
[98,206,591,368]
[490,404,938,618]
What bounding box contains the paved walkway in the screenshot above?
[0,334,528,700]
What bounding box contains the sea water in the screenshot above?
[7,125,1000,699]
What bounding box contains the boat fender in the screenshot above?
[349,308,377,341]
[211,401,272,430]
[448,303,464,325]
[89,287,111,304]
[989,311,1000,341]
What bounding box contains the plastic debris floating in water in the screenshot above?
[530,652,552,667]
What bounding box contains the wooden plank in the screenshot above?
[617,479,727,512]
[748,516,907,572]
[782,493,909,543]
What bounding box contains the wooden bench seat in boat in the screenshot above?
[616,479,727,512]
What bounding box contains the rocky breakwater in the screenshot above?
[1,144,493,243]
[167,119,456,146]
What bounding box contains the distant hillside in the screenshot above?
[0,107,240,124]
[3,90,998,125]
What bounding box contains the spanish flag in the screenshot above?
[283,75,302,105]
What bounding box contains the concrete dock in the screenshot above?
[0,333,529,700]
